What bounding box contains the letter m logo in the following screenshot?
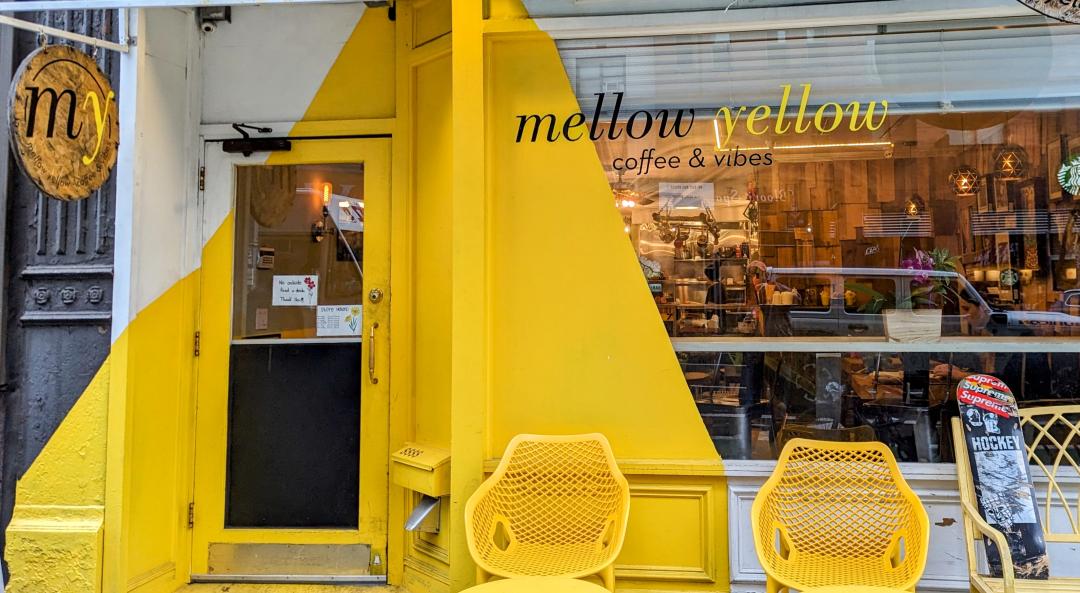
[25,86,82,139]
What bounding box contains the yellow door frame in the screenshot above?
[190,134,393,577]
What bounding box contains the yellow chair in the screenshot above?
[951,405,1080,593]
[751,438,929,593]
[464,433,630,592]
[777,424,877,451]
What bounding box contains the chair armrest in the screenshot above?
[958,497,1017,593]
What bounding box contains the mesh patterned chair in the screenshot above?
[465,434,631,591]
[951,405,1080,593]
[751,438,930,593]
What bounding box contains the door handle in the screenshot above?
[368,322,379,385]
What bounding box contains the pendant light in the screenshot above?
[993,144,1027,180]
[949,165,981,197]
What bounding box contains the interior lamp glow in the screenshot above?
[971,269,984,282]
[986,269,1001,282]
[993,144,1028,180]
[905,195,925,217]
[322,182,332,205]
[1068,267,1078,280]
[948,165,981,197]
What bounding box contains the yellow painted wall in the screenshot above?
[303,7,396,122]
[117,273,200,593]
[484,13,716,463]
[5,7,400,593]
[6,3,734,593]
[6,362,110,593]
[477,4,731,591]
[397,2,453,591]
[411,50,453,454]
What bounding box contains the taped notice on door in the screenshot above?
[317,305,362,337]
[272,275,318,306]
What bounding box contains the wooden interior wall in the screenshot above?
[750,112,1080,308]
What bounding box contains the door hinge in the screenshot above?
[193,331,201,357]
[198,166,205,191]
[187,502,195,528]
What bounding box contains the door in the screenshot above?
[190,137,391,582]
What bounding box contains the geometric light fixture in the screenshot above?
[611,171,641,209]
[948,165,981,197]
[905,194,926,216]
[993,144,1027,180]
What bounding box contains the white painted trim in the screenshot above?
[183,5,205,285]
[0,0,361,11]
[530,0,1034,39]
[111,8,143,342]
[722,458,959,478]
[112,7,202,339]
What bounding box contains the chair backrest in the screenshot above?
[751,438,929,591]
[1018,405,1080,543]
[465,433,631,579]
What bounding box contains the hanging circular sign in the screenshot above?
[1059,154,1080,196]
[7,45,118,201]
[1017,0,1080,23]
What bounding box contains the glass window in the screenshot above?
[555,19,1080,461]
[231,164,365,340]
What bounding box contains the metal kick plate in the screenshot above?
[207,543,371,576]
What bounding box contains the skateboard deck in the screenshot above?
[957,374,1049,579]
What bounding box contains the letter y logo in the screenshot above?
[81,89,115,165]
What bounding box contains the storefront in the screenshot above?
[3,1,1080,592]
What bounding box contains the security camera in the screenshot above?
[196,7,229,33]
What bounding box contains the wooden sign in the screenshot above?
[8,45,118,201]
[1017,0,1080,24]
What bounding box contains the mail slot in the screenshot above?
[391,443,450,498]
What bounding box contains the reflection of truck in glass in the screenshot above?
[764,267,1080,337]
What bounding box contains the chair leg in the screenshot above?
[475,566,491,585]
[600,565,615,592]
[766,576,787,593]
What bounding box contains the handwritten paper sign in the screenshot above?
[316,305,362,337]
[272,275,318,306]
[659,182,715,210]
